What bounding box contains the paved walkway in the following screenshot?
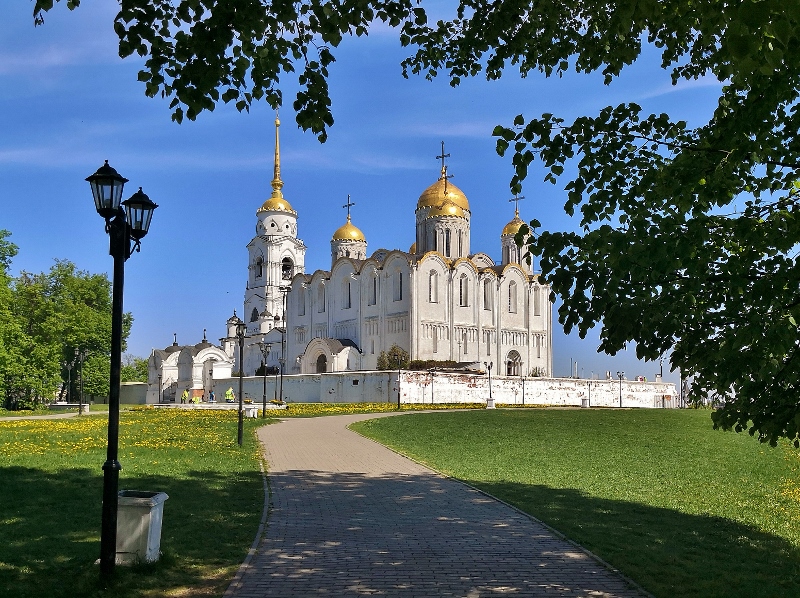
[226,412,648,597]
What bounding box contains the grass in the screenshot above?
[0,408,265,598]
[352,409,800,598]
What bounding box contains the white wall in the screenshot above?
[209,371,677,408]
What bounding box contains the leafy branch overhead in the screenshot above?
[32,0,800,445]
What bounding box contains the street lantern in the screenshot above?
[233,316,247,446]
[617,371,624,407]
[87,161,157,579]
[258,341,272,418]
[484,361,493,407]
[86,160,128,219]
[75,348,88,414]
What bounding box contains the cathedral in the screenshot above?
[220,118,553,380]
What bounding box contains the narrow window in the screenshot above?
[458,231,463,256]
[429,271,438,303]
[318,284,326,313]
[343,279,351,309]
[534,288,541,316]
[394,271,403,301]
[281,257,293,280]
[459,274,468,307]
[445,229,451,257]
[508,281,517,313]
[250,308,259,322]
[483,279,492,311]
[255,257,263,278]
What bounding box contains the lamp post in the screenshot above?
[86,160,158,578]
[232,316,246,446]
[258,342,272,418]
[396,354,402,409]
[157,373,163,404]
[617,371,624,407]
[62,357,75,403]
[278,358,285,402]
[484,361,493,407]
[75,348,87,413]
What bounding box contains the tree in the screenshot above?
[2,239,133,408]
[32,2,800,444]
[377,344,410,370]
[121,354,149,383]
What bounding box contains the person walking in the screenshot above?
[181,389,189,404]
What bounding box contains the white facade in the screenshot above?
[229,121,553,380]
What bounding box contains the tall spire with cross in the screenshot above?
[271,114,284,198]
[509,193,525,217]
[343,194,355,221]
[436,140,453,193]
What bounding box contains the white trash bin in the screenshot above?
[116,490,169,564]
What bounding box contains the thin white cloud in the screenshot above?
[636,75,725,101]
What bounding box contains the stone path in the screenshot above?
[226,412,648,597]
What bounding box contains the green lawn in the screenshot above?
[0,408,265,598]
[352,409,800,598]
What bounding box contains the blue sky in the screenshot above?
[2,1,723,382]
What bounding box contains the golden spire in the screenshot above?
[271,115,283,199]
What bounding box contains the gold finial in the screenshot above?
[271,114,283,198]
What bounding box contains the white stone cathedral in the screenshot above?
[223,119,553,379]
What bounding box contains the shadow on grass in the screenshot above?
[0,466,262,598]
[465,479,800,598]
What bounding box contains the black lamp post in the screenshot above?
[396,354,402,409]
[258,341,272,418]
[75,348,87,413]
[87,160,157,578]
[63,357,75,403]
[157,373,163,403]
[232,316,246,446]
[617,371,624,407]
[484,361,493,405]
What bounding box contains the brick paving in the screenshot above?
[226,412,648,597]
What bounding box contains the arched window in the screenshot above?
[297,286,306,316]
[503,245,510,264]
[483,279,492,311]
[459,274,469,307]
[508,281,518,313]
[445,229,451,257]
[281,257,293,280]
[429,271,438,303]
[534,287,541,316]
[317,284,326,312]
[393,271,403,301]
[343,279,352,309]
[458,231,463,256]
[250,308,259,322]
[255,257,263,278]
[507,350,522,376]
[316,354,327,373]
[368,274,377,306]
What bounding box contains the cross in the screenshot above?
[509,194,525,214]
[436,140,453,192]
[342,194,355,219]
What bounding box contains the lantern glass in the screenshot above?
[86,161,128,219]
[122,188,158,240]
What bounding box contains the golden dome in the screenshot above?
[502,210,525,236]
[409,242,417,254]
[427,202,465,219]
[258,195,296,214]
[417,175,470,212]
[332,215,366,242]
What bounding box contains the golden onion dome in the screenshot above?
[257,195,297,215]
[409,242,417,254]
[502,210,525,236]
[427,202,465,219]
[417,174,470,212]
[332,215,366,242]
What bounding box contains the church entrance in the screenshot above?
[506,350,522,376]
[316,354,327,373]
